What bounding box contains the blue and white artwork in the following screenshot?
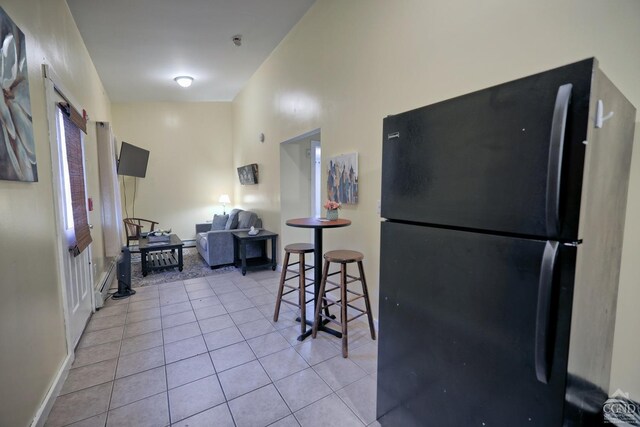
[327,152,358,205]
[0,7,36,182]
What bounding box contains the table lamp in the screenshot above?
[219,194,231,215]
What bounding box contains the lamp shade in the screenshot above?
[219,194,231,204]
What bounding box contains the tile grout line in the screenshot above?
[49,278,200,425]
[112,286,167,419]
[260,267,307,426]
[333,374,378,426]
[62,271,376,427]
[193,279,239,427]
[211,277,264,427]
[208,275,300,425]
[55,293,127,427]
[103,293,130,427]
[161,280,176,426]
[274,311,375,425]
[209,279,241,427]
[96,330,375,423]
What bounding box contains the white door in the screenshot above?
[44,68,94,349]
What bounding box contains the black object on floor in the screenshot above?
[112,247,136,299]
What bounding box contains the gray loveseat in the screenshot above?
[195,209,263,268]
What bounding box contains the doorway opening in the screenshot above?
[280,129,321,249]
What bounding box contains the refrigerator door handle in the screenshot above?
[545,83,573,237]
[535,240,559,384]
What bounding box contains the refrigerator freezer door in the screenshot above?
[381,59,593,241]
[377,221,576,426]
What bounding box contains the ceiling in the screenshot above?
[66,0,316,103]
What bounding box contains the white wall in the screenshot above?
[112,102,234,240]
[0,0,112,425]
[232,0,640,398]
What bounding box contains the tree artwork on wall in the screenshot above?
[327,152,358,204]
[0,7,36,182]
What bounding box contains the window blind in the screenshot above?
[58,101,87,134]
[59,103,92,256]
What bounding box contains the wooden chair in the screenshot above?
[123,218,159,247]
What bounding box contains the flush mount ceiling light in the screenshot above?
[174,76,194,88]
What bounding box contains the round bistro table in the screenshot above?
[286,217,351,340]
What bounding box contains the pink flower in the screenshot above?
[324,200,341,210]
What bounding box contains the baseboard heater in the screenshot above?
[94,258,117,309]
[182,239,196,248]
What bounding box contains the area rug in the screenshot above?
[131,247,235,287]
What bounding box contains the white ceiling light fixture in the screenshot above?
[174,76,194,88]
[67,1,315,102]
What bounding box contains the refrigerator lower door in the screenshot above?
[377,221,576,426]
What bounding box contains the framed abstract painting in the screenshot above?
[0,7,36,182]
[327,152,358,204]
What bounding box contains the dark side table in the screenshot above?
[231,230,278,276]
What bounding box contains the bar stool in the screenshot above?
[274,243,315,335]
[312,250,376,357]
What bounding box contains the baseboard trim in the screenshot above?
[30,352,73,427]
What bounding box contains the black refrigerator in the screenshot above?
[377,58,636,426]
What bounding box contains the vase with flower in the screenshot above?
[324,200,341,220]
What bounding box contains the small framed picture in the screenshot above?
[237,163,259,185]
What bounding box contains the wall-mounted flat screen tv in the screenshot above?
[118,142,149,178]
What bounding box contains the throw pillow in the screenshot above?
[211,214,228,230]
[225,208,242,230]
[237,211,258,229]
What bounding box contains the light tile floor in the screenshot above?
[45,269,379,427]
